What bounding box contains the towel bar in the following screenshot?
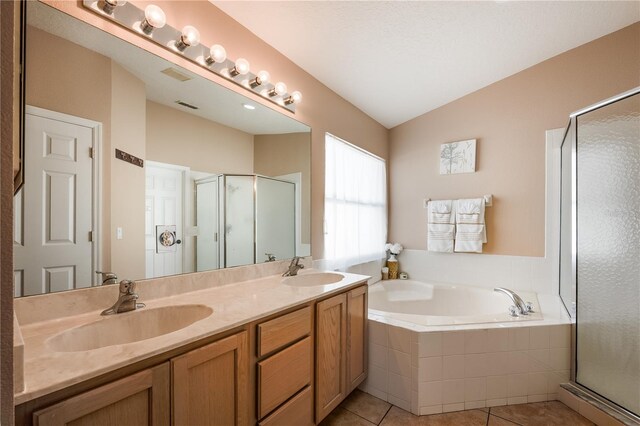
[423,194,493,209]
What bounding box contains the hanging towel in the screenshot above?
[427,200,455,253]
[454,198,486,253]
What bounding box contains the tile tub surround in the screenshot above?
[13,262,369,405]
[359,322,571,416]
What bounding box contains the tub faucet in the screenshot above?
[494,287,532,316]
[96,271,118,285]
[283,257,304,277]
[101,280,145,315]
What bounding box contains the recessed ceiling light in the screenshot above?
[243,104,256,110]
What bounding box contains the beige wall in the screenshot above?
[254,133,311,244]
[389,23,640,257]
[25,26,113,272]
[146,101,254,174]
[110,62,146,278]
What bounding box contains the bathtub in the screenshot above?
[368,280,543,327]
[360,279,572,416]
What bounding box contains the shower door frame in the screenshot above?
[562,86,640,424]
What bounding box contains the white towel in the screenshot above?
[427,200,455,252]
[454,198,486,253]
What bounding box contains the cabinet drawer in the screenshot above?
[258,386,313,426]
[257,306,311,357]
[258,337,311,419]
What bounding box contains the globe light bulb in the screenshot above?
[229,58,250,77]
[176,25,200,51]
[102,0,127,14]
[140,5,166,34]
[250,70,270,88]
[206,44,227,65]
[269,81,287,97]
[285,90,303,105]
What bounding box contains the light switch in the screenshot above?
[116,227,123,240]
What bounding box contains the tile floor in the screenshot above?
[321,390,595,426]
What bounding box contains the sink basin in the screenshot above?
[47,304,213,352]
[282,272,344,287]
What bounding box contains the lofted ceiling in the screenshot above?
[213,1,640,129]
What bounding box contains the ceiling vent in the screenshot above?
[175,100,199,110]
[161,67,192,82]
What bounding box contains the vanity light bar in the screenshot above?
[83,1,301,113]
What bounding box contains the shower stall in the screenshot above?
[195,174,296,270]
[559,87,639,423]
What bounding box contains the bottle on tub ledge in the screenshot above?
[384,242,403,280]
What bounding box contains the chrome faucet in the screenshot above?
[96,271,118,285]
[101,280,145,315]
[494,287,533,316]
[283,257,304,277]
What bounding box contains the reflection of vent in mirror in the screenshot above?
[175,100,198,110]
[161,67,192,82]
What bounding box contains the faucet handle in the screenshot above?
[118,280,136,295]
[525,302,535,313]
[508,305,519,317]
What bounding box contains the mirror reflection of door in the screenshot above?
[145,161,185,278]
[14,107,100,296]
[195,176,219,271]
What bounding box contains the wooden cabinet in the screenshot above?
[259,385,313,426]
[315,292,348,422]
[347,285,368,392]
[21,283,368,426]
[255,306,314,425]
[315,285,368,423]
[172,331,249,426]
[33,363,170,426]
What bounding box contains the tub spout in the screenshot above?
[494,287,529,315]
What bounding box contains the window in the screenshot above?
[324,133,387,270]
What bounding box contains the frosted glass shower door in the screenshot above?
[224,175,255,267]
[576,92,639,416]
[256,177,295,263]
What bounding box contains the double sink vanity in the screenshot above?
[13,259,369,425]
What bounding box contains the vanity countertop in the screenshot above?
[14,269,369,405]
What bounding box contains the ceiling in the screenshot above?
[28,1,309,135]
[213,1,640,129]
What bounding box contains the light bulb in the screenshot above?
[175,25,200,51]
[229,58,250,77]
[285,90,303,105]
[140,5,166,34]
[102,0,127,14]
[269,82,287,97]
[205,44,226,65]
[250,70,270,88]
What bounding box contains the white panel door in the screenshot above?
[14,113,94,296]
[145,163,184,278]
[195,178,219,271]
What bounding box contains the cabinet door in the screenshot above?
[315,293,347,422]
[347,286,368,392]
[172,331,249,426]
[33,363,170,426]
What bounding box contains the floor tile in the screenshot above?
[488,414,520,425]
[341,389,392,424]
[380,406,488,426]
[320,407,377,426]
[489,401,595,425]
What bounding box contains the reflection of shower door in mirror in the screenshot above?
[195,177,219,271]
[14,109,98,296]
[145,162,185,278]
[256,177,295,263]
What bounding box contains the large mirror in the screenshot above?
[14,2,311,297]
